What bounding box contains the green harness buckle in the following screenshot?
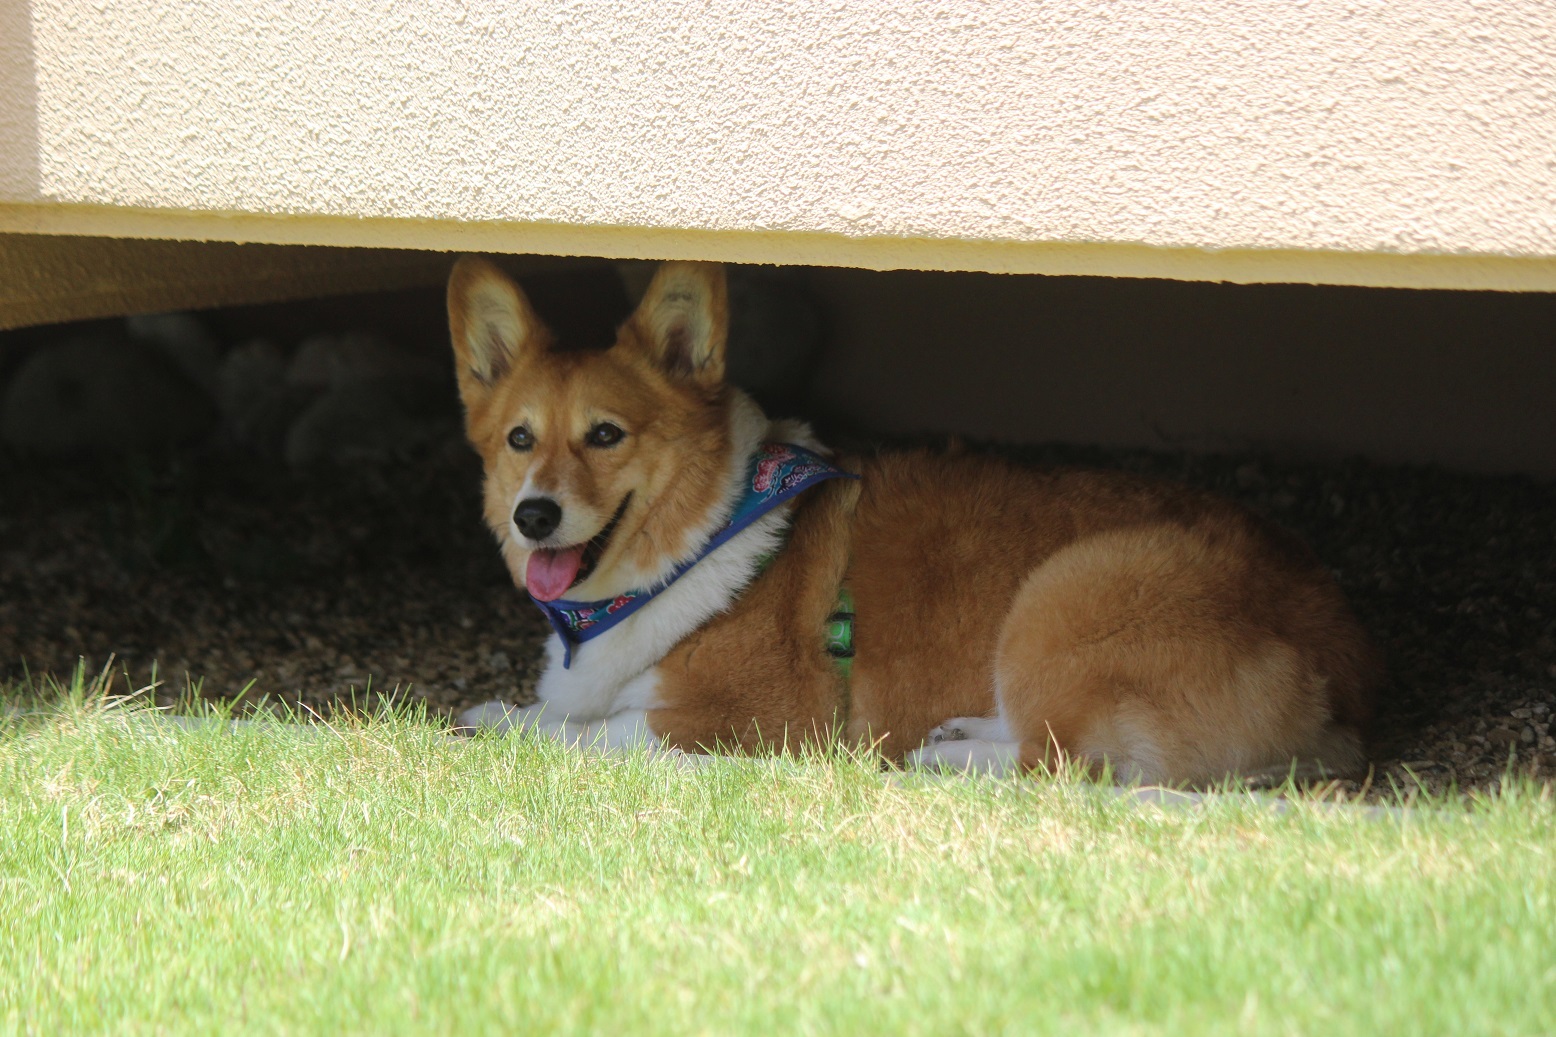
[825,587,855,679]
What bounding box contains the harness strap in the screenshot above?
[533,442,857,667]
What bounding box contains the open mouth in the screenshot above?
[573,493,632,586]
[525,494,632,602]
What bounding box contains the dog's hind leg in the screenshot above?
[993,524,1371,788]
[1235,722,1369,787]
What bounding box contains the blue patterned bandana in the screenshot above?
[531,442,857,667]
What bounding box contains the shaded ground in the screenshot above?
[2,435,1552,798]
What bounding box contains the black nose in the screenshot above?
[513,498,562,541]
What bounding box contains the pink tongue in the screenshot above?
[527,546,586,602]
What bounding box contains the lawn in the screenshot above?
[1,680,1552,1036]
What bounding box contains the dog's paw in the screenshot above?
[926,720,971,744]
[926,715,1010,746]
[906,739,1021,777]
[452,700,522,735]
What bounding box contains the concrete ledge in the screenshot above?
[7,207,1556,294]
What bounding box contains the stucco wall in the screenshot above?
[3,1,1556,289]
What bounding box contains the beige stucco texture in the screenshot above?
[3,1,1556,289]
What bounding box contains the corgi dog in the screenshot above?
[447,257,1379,785]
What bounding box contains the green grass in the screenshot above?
[2,678,1553,1036]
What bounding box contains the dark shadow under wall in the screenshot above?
[803,269,1556,477]
[1,262,1554,796]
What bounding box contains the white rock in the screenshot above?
[287,331,438,389]
[217,338,287,419]
[216,338,310,454]
[126,312,225,397]
[283,378,454,467]
[0,335,216,453]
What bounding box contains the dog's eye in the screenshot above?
[507,425,534,451]
[586,422,625,448]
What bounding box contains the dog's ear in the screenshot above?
[447,257,547,403]
[627,262,728,388]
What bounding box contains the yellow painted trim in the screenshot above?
[5,202,1556,292]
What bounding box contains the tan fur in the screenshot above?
[649,476,862,754]
[449,258,733,598]
[449,258,1382,785]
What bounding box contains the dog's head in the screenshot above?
[448,257,736,601]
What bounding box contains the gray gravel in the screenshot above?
[0,441,549,720]
[1,436,1552,800]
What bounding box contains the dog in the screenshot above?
[447,257,1379,785]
